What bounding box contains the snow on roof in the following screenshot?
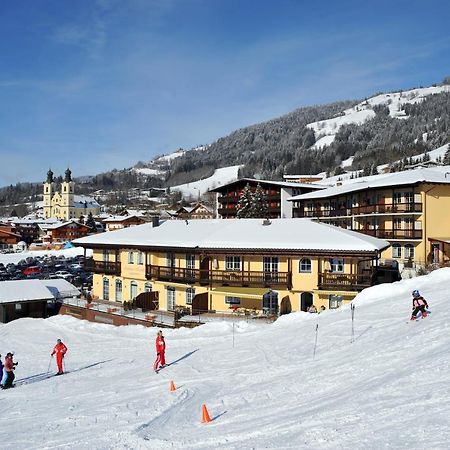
[289,168,450,201]
[73,195,100,208]
[0,280,55,304]
[74,218,389,253]
[209,178,326,192]
[45,220,87,230]
[103,215,145,223]
[43,279,80,299]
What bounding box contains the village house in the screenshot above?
[174,202,215,220]
[0,223,21,247]
[44,220,92,243]
[102,215,147,232]
[210,178,325,219]
[73,218,389,314]
[289,168,450,269]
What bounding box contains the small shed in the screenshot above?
[0,279,81,323]
[0,280,53,323]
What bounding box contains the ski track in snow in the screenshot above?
[1,269,450,449]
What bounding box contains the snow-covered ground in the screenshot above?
[172,165,242,197]
[307,85,450,149]
[1,268,450,449]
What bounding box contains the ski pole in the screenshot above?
[351,304,355,343]
[47,356,52,374]
[313,324,319,359]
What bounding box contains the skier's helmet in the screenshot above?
[412,290,420,297]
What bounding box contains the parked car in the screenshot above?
[54,270,73,280]
[23,266,42,276]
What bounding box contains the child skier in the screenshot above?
[153,330,166,372]
[51,339,68,375]
[1,352,18,389]
[410,290,429,321]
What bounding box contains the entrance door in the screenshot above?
[432,243,440,264]
[192,293,208,315]
[279,296,292,315]
[300,292,313,312]
[200,257,210,284]
[263,291,278,315]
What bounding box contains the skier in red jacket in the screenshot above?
[153,330,166,372]
[51,339,68,375]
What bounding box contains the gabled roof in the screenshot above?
[45,220,90,231]
[209,178,326,192]
[74,218,389,253]
[103,215,146,223]
[289,168,450,201]
[0,280,55,304]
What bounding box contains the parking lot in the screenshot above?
[0,253,93,294]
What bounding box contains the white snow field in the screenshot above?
[1,269,450,449]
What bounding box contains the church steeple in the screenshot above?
[46,169,54,183]
[64,168,72,182]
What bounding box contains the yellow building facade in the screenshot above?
[291,168,450,269]
[75,219,389,314]
[43,169,100,221]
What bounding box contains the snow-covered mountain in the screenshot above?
[1,268,450,448]
[307,85,450,150]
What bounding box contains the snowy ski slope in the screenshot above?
[1,269,450,449]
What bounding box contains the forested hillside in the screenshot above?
[1,79,449,215]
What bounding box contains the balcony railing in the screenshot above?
[298,202,423,218]
[85,259,121,275]
[363,229,422,239]
[318,272,374,291]
[146,265,292,288]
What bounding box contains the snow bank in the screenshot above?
[1,269,450,448]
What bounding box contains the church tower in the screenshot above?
[43,169,54,219]
[61,168,75,220]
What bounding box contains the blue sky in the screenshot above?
[0,0,449,186]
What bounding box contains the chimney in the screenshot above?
[152,217,160,227]
[262,218,272,226]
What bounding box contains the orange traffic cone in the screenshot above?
[201,404,212,423]
[170,380,176,392]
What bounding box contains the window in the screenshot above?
[128,251,134,264]
[115,280,122,302]
[392,243,402,259]
[167,286,176,311]
[186,288,195,305]
[130,281,138,300]
[186,254,195,276]
[263,291,278,315]
[225,296,241,305]
[137,251,144,265]
[330,258,344,273]
[15,303,23,311]
[263,256,278,273]
[404,244,414,259]
[186,254,195,269]
[103,250,110,262]
[393,192,402,204]
[166,252,175,267]
[225,256,241,271]
[103,277,110,300]
[329,294,343,309]
[299,258,312,273]
[144,282,152,292]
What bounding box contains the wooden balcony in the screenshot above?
[298,202,423,218]
[85,259,121,275]
[146,265,292,288]
[363,229,422,240]
[318,272,374,291]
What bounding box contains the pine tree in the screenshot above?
[236,184,254,218]
[86,212,96,230]
[443,144,450,165]
[251,183,269,218]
